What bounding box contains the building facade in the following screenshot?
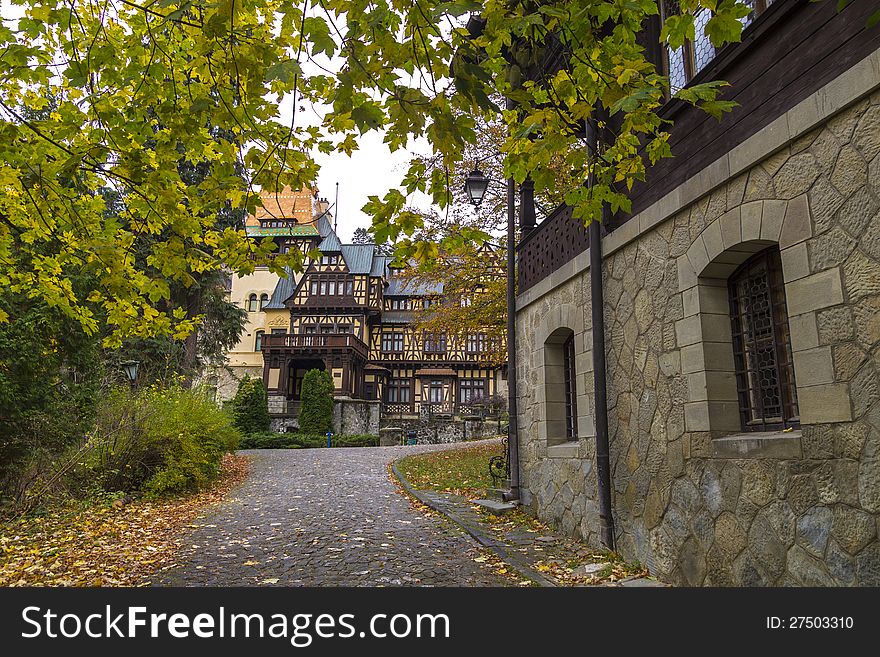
[514,0,880,585]
[217,188,505,425]
[261,221,505,423]
[215,186,322,400]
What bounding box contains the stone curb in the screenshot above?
[390,460,557,588]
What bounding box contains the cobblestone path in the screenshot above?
[155,444,508,586]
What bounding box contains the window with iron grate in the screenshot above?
[662,0,774,93]
[563,334,578,441]
[728,246,799,431]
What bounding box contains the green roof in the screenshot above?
[246,225,320,237]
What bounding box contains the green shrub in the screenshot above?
[81,384,240,498]
[230,375,270,434]
[0,296,102,507]
[239,432,378,449]
[298,369,334,434]
[239,432,302,449]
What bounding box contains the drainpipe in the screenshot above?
[505,100,521,501]
[587,118,615,550]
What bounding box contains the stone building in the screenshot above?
[513,0,879,585]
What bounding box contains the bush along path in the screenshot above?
[394,442,665,587]
[0,454,249,586]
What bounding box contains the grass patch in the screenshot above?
[396,442,501,497]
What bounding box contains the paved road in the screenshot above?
[156,443,508,586]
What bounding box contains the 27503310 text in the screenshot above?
[766,616,854,629]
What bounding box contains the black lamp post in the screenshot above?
[464,168,490,207]
[121,360,140,390]
[463,137,523,501]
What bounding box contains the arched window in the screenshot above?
[259,293,269,310]
[729,247,799,431]
[254,330,264,351]
[247,293,258,312]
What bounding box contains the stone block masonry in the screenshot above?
[515,84,880,585]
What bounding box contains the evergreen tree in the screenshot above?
[230,376,270,435]
[298,369,334,435]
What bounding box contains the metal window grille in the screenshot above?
[563,334,578,441]
[662,0,774,93]
[728,247,799,431]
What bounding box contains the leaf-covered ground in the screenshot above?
[0,453,249,587]
[395,443,654,587]
[387,461,527,587]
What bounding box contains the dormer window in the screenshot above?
[320,254,340,265]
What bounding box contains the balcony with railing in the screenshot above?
[262,333,369,360]
[517,204,591,294]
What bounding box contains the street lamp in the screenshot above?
[121,360,140,389]
[461,135,524,501]
[464,168,490,207]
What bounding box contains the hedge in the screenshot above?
[240,433,379,449]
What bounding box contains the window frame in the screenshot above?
[424,333,447,354]
[466,333,486,354]
[458,378,487,404]
[386,378,412,403]
[728,246,799,432]
[381,331,405,353]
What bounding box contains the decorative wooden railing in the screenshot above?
[516,204,590,293]
[262,333,369,359]
[382,402,415,416]
[380,401,458,417]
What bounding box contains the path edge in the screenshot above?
[390,459,556,588]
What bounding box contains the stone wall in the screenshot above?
[379,416,501,444]
[516,88,880,585]
[213,365,262,403]
[333,398,381,435]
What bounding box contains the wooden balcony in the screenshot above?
[262,333,369,360]
[517,204,590,294]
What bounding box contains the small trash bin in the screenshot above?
[405,430,418,445]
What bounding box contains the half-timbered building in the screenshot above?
[260,212,504,419]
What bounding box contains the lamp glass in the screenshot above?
[464,168,490,206]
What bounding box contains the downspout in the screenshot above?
[505,101,521,501]
[587,118,615,550]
